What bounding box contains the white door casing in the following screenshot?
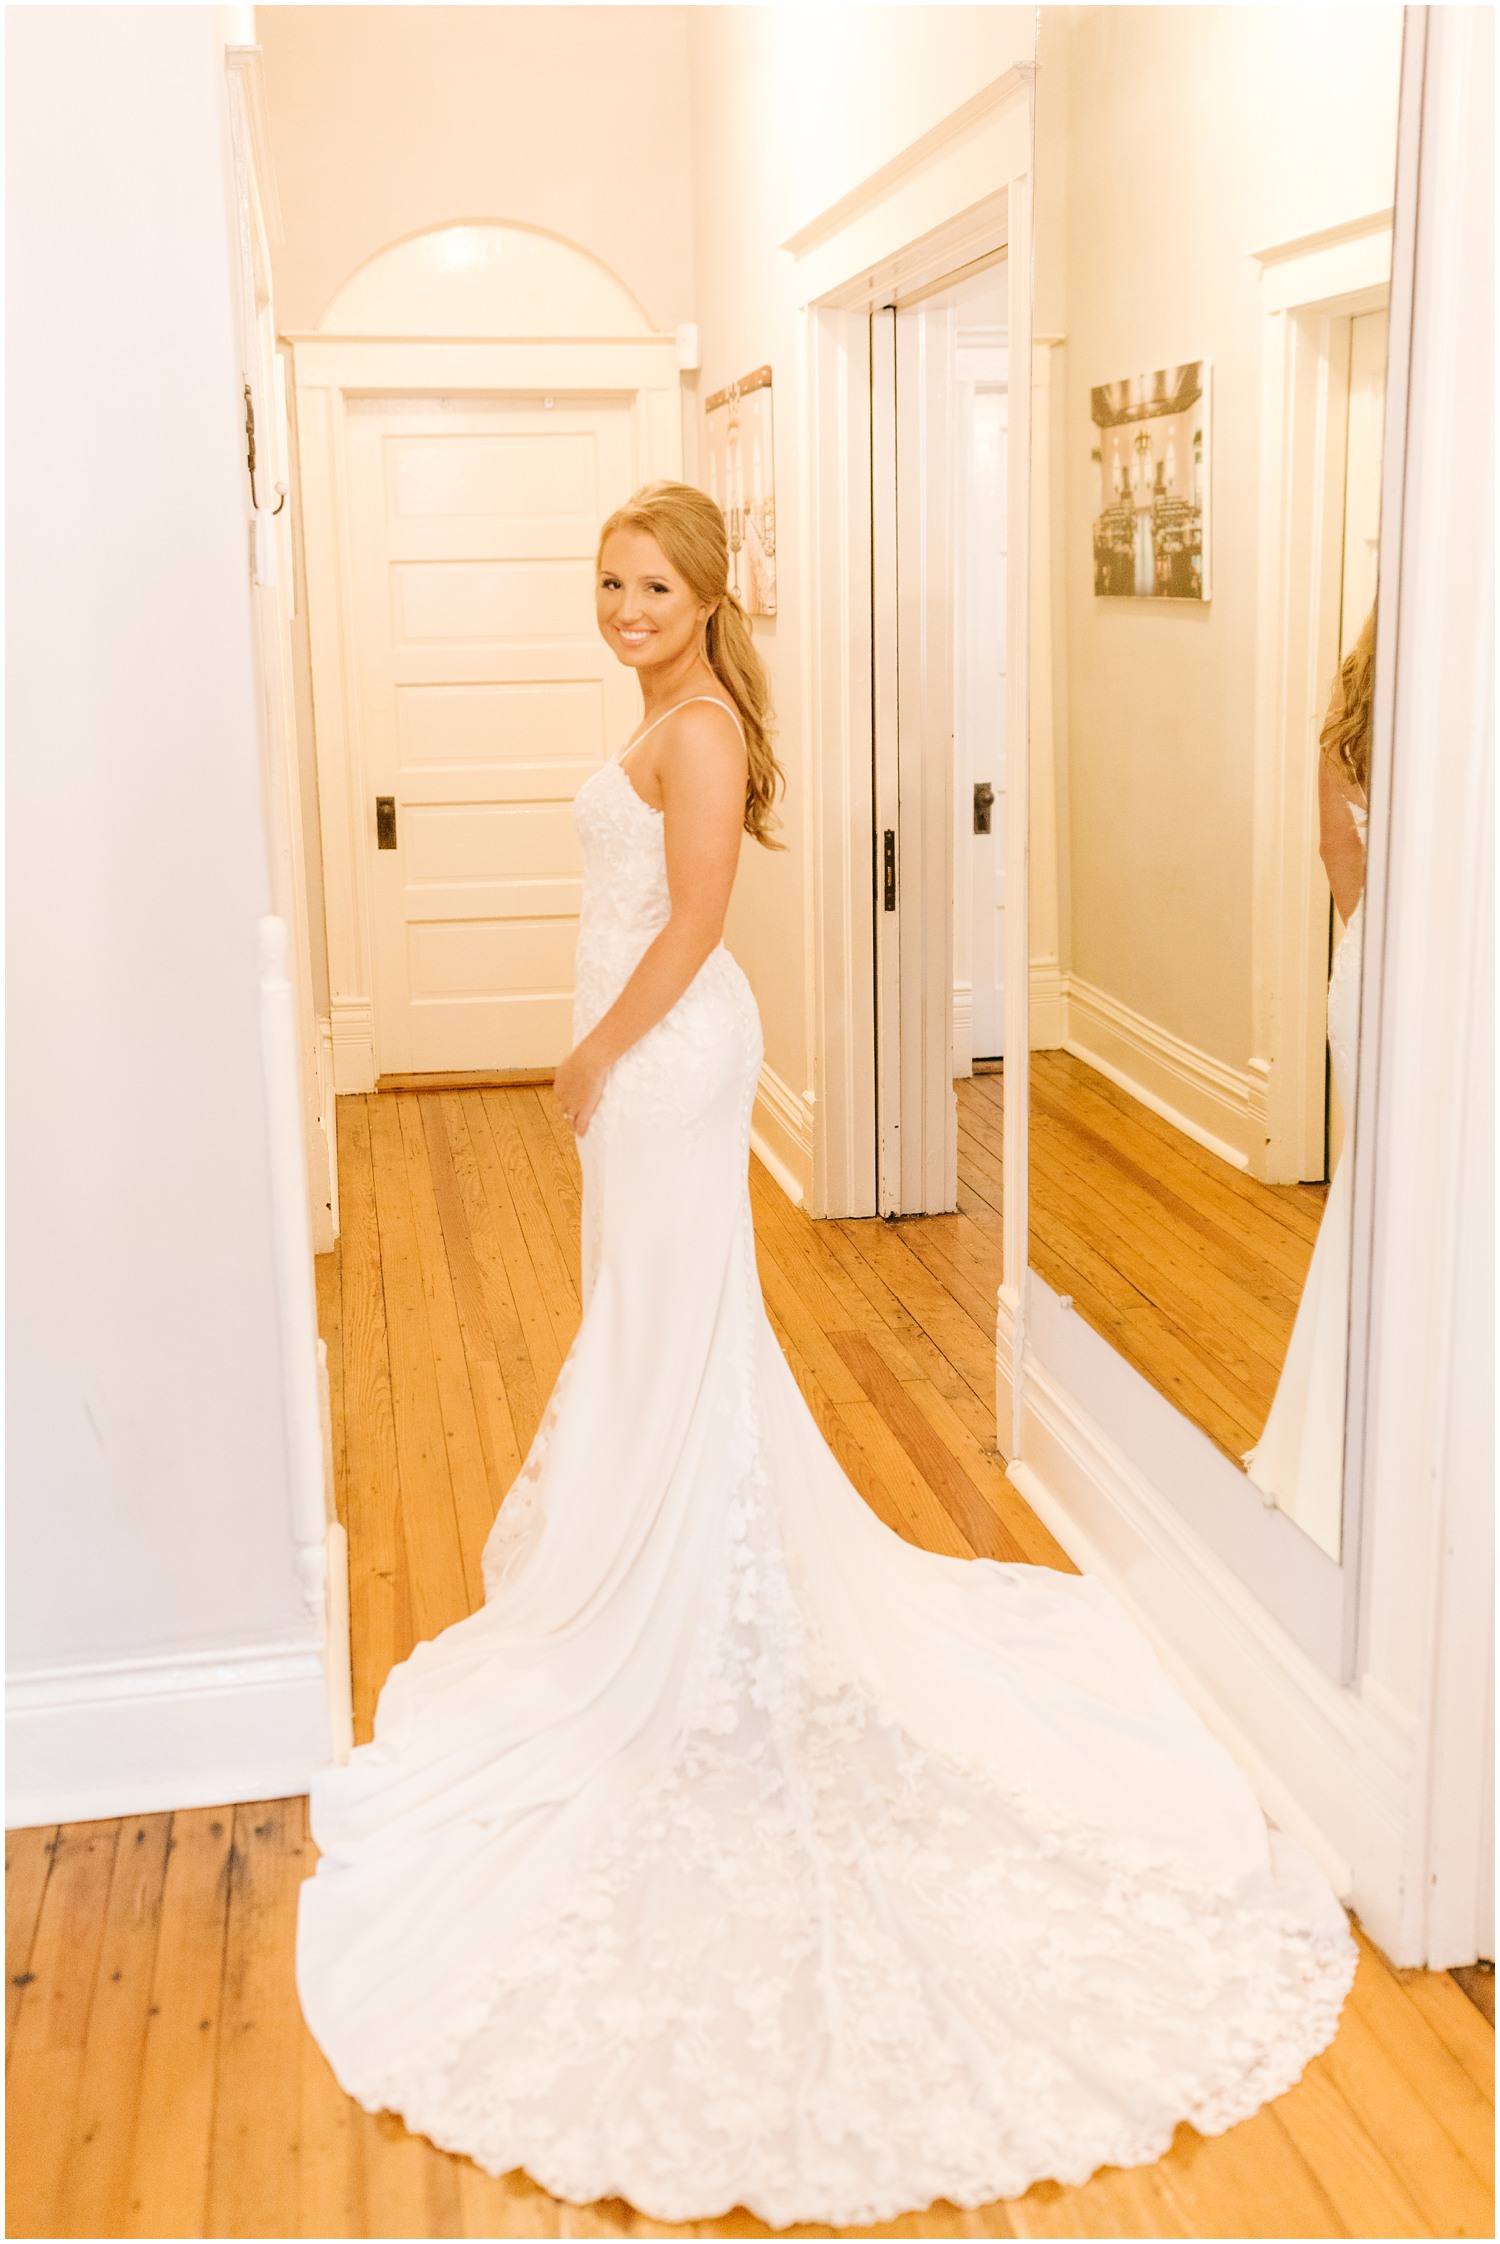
[345,393,639,1075]
[292,327,682,1093]
[789,69,1033,1222]
[955,326,1009,1067]
[873,293,962,1217]
[1248,214,1395,1183]
[875,274,1007,1206]
[1327,304,1389,1174]
[224,43,351,1773]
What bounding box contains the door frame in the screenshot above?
[1248,211,1396,1182]
[792,66,1033,1223]
[289,331,681,1093]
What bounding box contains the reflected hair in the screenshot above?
[597,481,785,849]
[1321,602,1377,796]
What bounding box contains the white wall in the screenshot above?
[687,7,1035,1162]
[256,4,695,335]
[1044,5,1402,1069]
[6,6,334,1822]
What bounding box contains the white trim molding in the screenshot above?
[312,1012,339,1246]
[796,69,1033,1220]
[952,980,973,1076]
[783,68,1029,265]
[751,1064,816,1208]
[1027,957,1066,1050]
[1249,206,1395,1182]
[260,918,339,1619]
[330,998,377,1096]
[1062,975,1254,1171]
[5,1607,344,1829]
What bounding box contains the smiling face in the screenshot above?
[596,528,714,674]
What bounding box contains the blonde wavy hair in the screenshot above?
[1321,602,1377,796]
[597,481,785,849]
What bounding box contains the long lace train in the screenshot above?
[296,747,1355,2230]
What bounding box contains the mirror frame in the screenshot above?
[1003,9,1425,1686]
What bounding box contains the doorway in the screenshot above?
[290,228,682,1097]
[344,392,639,1076]
[871,258,1009,1216]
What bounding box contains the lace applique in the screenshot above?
[348,1413,1354,2231]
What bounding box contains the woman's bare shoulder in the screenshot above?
[657,697,747,789]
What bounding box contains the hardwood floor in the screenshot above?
[6,1083,1492,2239]
[1024,1050,1331,1466]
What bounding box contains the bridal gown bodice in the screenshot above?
[297,724,1356,2231]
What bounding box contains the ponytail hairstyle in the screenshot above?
[596,481,785,849]
[1320,601,1377,796]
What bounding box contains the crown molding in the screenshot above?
[782,65,1030,261]
[1251,206,1394,268]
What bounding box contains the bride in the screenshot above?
[1245,608,1376,1555]
[296,481,1356,2232]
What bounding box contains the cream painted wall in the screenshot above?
[686,6,1035,1116]
[6,8,324,1785]
[256,5,698,1029]
[256,6,695,334]
[1045,5,1402,1067]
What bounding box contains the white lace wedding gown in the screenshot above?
[296,706,1356,2231]
[1245,802,1368,1557]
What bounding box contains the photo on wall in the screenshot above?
[704,365,777,616]
[1090,360,1211,600]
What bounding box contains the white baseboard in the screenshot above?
[5,1624,341,1830]
[953,979,973,1076]
[1028,956,1067,1048]
[751,1063,815,1206]
[1063,974,1253,1168]
[329,999,376,1094]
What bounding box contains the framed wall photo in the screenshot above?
[1090,361,1211,600]
[704,364,776,616]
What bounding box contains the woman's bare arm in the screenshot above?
[1319,756,1367,922]
[556,703,746,1130]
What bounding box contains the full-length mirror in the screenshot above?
[1027,5,1405,1562]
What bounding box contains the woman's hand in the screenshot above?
[553,1037,609,1137]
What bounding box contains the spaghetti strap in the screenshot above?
[616,695,746,762]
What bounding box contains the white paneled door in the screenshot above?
[346,395,639,1075]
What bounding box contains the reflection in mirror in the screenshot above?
[1027,6,1405,1562]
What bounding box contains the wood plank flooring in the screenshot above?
[1024,1051,1331,1465]
[6,1082,1491,2239]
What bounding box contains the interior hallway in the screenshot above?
[5,1083,1492,2239]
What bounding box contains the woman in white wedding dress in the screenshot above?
[1245,609,1376,1556]
[297,482,1355,2231]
